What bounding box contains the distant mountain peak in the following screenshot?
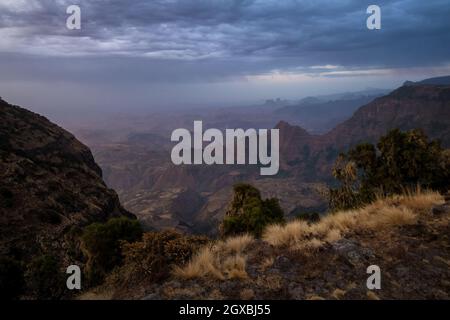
[275,120,309,134]
[404,75,450,86]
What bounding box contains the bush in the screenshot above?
[119,230,209,283]
[220,183,285,237]
[25,255,64,299]
[81,217,142,285]
[329,129,450,211]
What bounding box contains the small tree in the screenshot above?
[329,129,450,211]
[25,255,64,299]
[81,217,142,284]
[220,183,285,237]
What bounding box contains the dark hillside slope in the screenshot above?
[0,97,134,298]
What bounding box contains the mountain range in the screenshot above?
[84,77,450,235]
[0,75,449,299]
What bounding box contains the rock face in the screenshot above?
[275,94,384,134]
[277,84,450,181]
[0,98,133,295]
[325,84,450,148]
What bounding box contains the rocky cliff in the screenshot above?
[278,84,450,181]
[0,98,134,298]
[325,84,450,148]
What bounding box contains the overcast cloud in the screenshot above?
[0,0,449,113]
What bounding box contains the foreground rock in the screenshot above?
[104,194,450,300]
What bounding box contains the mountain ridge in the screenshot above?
[0,97,134,298]
[87,80,450,235]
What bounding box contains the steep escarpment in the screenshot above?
[325,84,450,148]
[0,98,134,298]
[89,83,450,236]
[277,84,450,181]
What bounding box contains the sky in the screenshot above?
[0,0,449,114]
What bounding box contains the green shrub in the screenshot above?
[329,129,450,211]
[81,217,142,285]
[25,255,64,299]
[119,230,209,283]
[220,183,285,237]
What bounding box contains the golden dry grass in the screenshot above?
[173,234,253,280]
[174,190,444,280]
[366,291,380,300]
[263,220,309,247]
[76,289,114,300]
[259,257,275,271]
[240,288,255,300]
[331,288,346,300]
[263,189,443,252]
[219,233,253,254]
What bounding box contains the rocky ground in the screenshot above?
[101,193,449,300]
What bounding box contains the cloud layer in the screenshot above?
[0,0,449,111]
[1,0,449,66]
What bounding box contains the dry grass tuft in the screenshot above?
[366,291,380,300]
[325,229,342,243]
[175,189,443,280]
[389,188,444,212]
[291,238,324,253]
[240,288,255,300]
[361,205,417,229]
[76,290,113,300]
[219,234,253,254]
[263,189,443,252]
[307,295,325,300]
[173,247,225,280]
[173,234,253,280]
[263,221,310,247]
[331,288,346,300]
[259,257,274,271]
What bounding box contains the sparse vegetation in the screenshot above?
[81,217,143,285]
[25,255,64,299]
[263,189,443,251]
[174,234,253,280]
[120,230,209,282]
[329,129,450,211]
[220,184,285,238]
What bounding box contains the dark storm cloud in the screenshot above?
[0,0,449,102]
[1,0,449,65]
